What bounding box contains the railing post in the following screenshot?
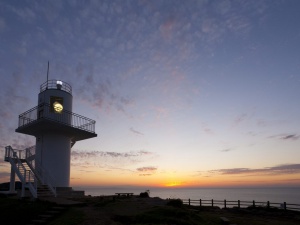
[238,200,240,208]
[284,202,287,210]
[188,198,190,206]
[224,199,226,209]
[5,147,7,158]
[253,200,255,208]
[267,201,270,209]
[212,199,214,207]
[200,199,202,206]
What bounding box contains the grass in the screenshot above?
[133,206,204,225]
[48,208,85,225]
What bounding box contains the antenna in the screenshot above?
[47,61,49,82]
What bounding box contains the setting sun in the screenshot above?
[165,182,183,187]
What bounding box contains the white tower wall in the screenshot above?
[36,133,71,187]
[36,86,73,187]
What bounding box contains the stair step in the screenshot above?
[52,206,66,210]
[38,194,53,197]
[46,211,60,214]
[31,219,47,224]
[39,215,53,218]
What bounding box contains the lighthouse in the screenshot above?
[4,79,97,197]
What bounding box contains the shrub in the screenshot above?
[167,199,183,208]
[139,191,149,198]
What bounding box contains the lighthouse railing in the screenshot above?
[17,103,96,133]
[5,146,38,198]
[24,147,56,197]
[34,161,57,197]
[25,145,36,163]
[40,80,72,94]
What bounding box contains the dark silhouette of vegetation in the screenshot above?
[139,190,150,198]
[114,206,203,225]
[139,192,149,198]
[167,198,183,208]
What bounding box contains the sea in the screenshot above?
[74,186,300,207]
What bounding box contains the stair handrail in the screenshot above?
[5,147,25,160]
[34,160,57,197]
[24,147,56,197]
[5,146,26,183]
[25,148,38,179]
[5,146,37,198]
[25,145,36,161]
[25,146,36,172]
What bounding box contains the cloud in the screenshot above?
[0,171,10,177]
[71,149,156,169]
[0,164,10,182]
[78,169,95,173]
[209,164,300,176]
[269,134,300,141]
[137,166,157,176]
[220,148,232,153]
[130,127,144,136]
[281,134,300,140]
[9,5,36,23]
[159,17,176,41]
[153,107,169,119]
[232,113,248,127]
[72,150,152,159]
[201,123,215,135]
[73,64,134,115]
[136,166,157,172]
[204,128,214,135]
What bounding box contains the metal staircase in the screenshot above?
[4,146,56,198]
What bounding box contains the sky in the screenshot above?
[0,0,300,188]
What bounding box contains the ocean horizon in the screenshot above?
[73,186,300,206]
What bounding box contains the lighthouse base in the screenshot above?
[56,187,85,197]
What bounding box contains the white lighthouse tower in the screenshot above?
[4,79,97,197]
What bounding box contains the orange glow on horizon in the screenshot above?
[70,168,300,188]
[165,182,182,187]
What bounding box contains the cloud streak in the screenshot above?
[269,134,300,141]
[71,149,156,169]
[220,148,232,153]
[72,150,152,159]
[130,127,144,136]
[136,166,157,172]
[209,164,300,176]
[136,166,157,176]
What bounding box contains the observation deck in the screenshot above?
[15,103,97,142]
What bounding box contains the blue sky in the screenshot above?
[1,0,300,187]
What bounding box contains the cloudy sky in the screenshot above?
[1,0,300,188]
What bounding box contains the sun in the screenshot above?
[165,182,182,187]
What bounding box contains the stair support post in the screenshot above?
[9,165,16,193]
[21,182,25,197]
